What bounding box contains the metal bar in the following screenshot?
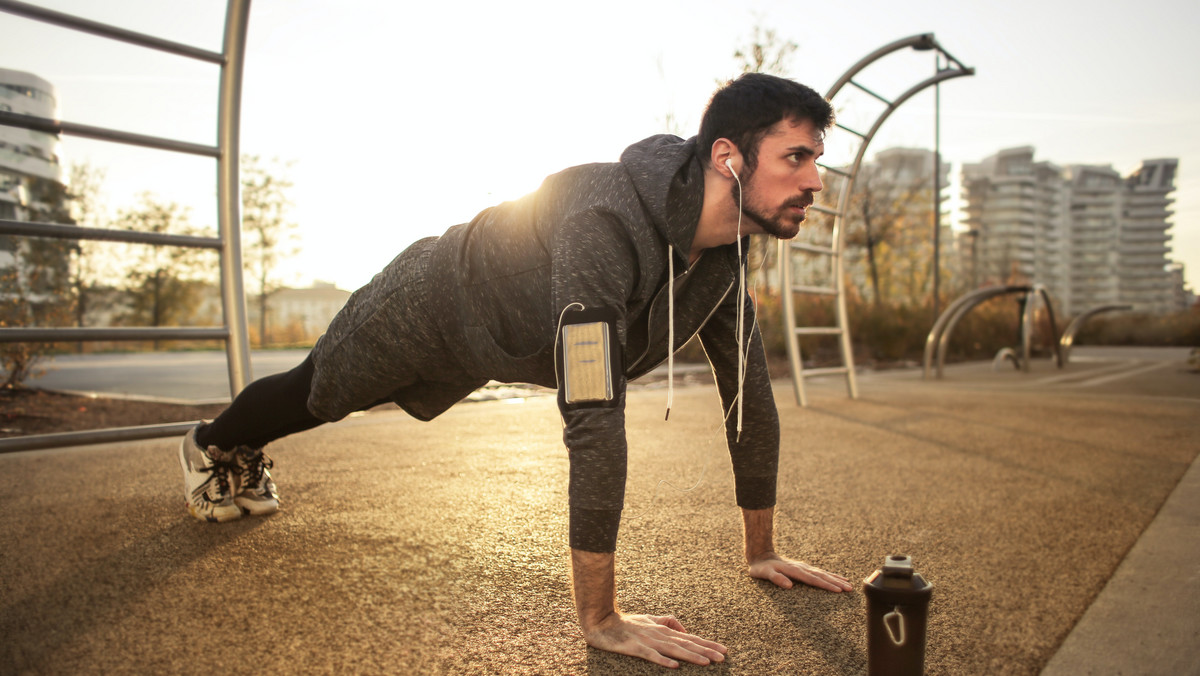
[1040,288,1063,368]
[0,0,225,63]
[826,33,939,100]
[0,327,228,342]
[1060,305,1132,364]
[0,110,219,158]
[216,0,253,398]
[800,366,850,378]
[1020,289,1035,372]
[0,421,198,455]
[792,284,838,296]
[849,78,894,106]
[0,219,223,249]
[835,123,867,138]
[932,40,971,74]
[818,163,853,178]
[789,241,836,256]
[778,238,807,406]
[932,56,942,324]
[795,327,843,336]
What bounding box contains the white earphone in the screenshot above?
[724,157,738,179]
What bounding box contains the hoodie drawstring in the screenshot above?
[665,246,675,421]
[665,237,749,441]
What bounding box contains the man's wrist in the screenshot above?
[571,549,618,633]
[741,506,776,563]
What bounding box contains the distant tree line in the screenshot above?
[0,155,298,388]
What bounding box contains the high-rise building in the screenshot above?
[960,147,1066,293]
[1115,158,1178,314]
[0,68,72,314]
[960,147,1179,315]
[0,69,63,220]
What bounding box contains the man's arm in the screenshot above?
[742,507,853,592]
[571,548,728,668]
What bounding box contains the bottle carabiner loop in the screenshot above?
[883,605,907,647]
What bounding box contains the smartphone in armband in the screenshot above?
[556,306,622,409]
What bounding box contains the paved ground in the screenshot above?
[1,348,1197,674]
[32,350,312,404]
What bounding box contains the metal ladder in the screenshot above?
[0,0,253,452]
[779,33,974,406]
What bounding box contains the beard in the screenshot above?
[731,170,814,240]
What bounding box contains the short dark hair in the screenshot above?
[697,73,834,171]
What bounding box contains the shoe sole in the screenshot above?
[187,502,243,523]
[235,497,279,516]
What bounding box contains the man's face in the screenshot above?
[734,117,825,240]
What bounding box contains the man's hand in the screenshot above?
[748,552,853,592]
[572,548,727,668]
[741,506,853,592]
[582,611,728,669]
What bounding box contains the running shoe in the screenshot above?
[179,425,242,523]
[233,446,279,516]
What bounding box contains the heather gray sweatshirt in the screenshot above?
[312,135,780,552]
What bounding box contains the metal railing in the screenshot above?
[0,0,253,453]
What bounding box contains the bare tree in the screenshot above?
[0,176,78,387]
[840,166,932,306]
[64,162,115,340]
[733,24,798,76]
[114,194,214,348]
[240,155,299,346]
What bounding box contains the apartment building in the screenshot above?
[961,147,1180,315]
[0,68,72,313]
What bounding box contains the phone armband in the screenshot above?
[556,306,621,409]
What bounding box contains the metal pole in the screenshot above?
[932,54,942,324]
[217,0,253,398]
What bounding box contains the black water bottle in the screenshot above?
[863,555,934,676]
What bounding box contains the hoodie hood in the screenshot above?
[619,135,705,259]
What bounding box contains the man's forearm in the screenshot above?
[741,506,776,563]
[570,548,617,634]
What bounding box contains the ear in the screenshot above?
[709,138,741,179]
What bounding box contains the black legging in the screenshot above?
[196,355,387,451]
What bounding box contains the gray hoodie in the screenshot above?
[311,135,779,552]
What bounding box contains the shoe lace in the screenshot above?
[194,455,236,501]
[238,447,273,489]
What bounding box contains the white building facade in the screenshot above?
[0,69,63,220]
[0,68,70,311]
[961,147,1181,315]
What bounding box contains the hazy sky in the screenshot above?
[3,0,1198,292]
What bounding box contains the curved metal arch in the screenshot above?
[780,33,974,405]
[923,284,1029,379]
[925,284,1065,379]
[1021,284,1063,372]
[1060,304,1132,364]
[931,285,1031,378]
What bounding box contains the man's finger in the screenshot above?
[792,565,853,592]
[650,618,729,656]
[652,636,726,666]
[652,614,686,633]
[769,569,794,588]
